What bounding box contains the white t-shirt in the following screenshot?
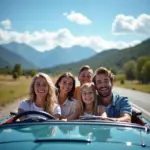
[60,98,77,118]
[19,100,61,115]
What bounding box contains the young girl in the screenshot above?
[74,65,94,100]
[68,83,106,120]
[18,72,61,120]
[55,72,77,119]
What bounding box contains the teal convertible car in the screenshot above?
[0,110,150,150]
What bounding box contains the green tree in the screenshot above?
[141,60,150,83]
[137,57,150,83]
[12,72,19,80]
[12,64,23,79]
[123,60,136,80]
[30,69,37,77]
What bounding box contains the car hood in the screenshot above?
[0,122,150,150]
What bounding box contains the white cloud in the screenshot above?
[112,14,150,35]
[1,19,12,29]
[63,11,92,25]
[0,28,140,52]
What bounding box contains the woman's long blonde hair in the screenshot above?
[74,83,98,118]
[27,72,58,115]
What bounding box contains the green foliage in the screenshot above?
[137,56,150,83]
[137,57,148,81]
[0,66,12,75]
[12,64,22,79]
[120,79,125,84]
[115,74,126,82]
[141,60,150,83]
[123,60,137,81]
[23,69,37,77]
[12,72,19,80]
[30,69,37,77]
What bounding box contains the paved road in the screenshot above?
[113,86,150,121]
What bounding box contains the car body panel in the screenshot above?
[0,122,150,150]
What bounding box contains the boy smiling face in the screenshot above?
[78,69,93,85]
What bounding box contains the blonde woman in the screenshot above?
[68,83,106,120]
[18,72,61,120]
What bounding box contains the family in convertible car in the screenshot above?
[17,65,132,123]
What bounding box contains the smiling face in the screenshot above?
[58,76,73,95]
[81,86,94,105]
[95,74,113,98]
[34,76,49,98]
[78,70,93,85]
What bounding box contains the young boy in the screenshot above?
[74,65,94,100]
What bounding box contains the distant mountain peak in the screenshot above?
[1,43,97,69]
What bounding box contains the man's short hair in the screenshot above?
[79,65,93,75]
[94,67,114,83]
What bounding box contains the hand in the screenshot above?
[100,116,108,120]
[61,118,67,121]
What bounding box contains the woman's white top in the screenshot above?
[19,100,61,115]
[60,98,77,118]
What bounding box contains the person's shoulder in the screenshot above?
[19,100,31,109]
[54,103,60,108]
[68,98,77,105]
[75,86,80,91]
[113,93,128,101]
[19,100,29,105]
[113,93,131,107]
[76,86,80,89]
[71,97,77,101]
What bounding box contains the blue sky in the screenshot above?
[0,0,150,52]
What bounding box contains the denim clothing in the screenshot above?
[97,93,132,118]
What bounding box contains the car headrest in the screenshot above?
[132,106,142,116]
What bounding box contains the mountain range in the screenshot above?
[1,38,150,72]
[40,38,150,74]
[0,46,36,69]
[0,43,96,69]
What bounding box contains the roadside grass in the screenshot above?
[115,80,150,93]
[0,75,32,107]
